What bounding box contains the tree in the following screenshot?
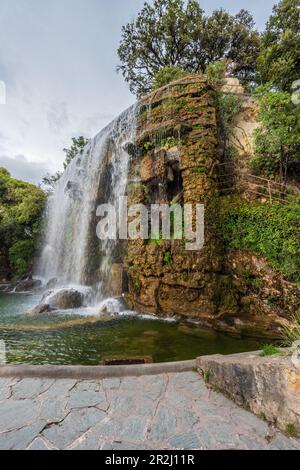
[152,66,189,89]
[42,171,62,191]
[41,136,89,192]
[0,167,46,278]
[63,136,89,169]
[251,85,300,182]
[258,0,300,91]
[117,0,261,96]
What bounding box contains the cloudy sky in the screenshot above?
[0,0,277,184]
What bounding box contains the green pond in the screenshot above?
[0,293,263,365]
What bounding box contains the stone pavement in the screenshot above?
[0,371,299,450]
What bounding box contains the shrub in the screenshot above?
[220,196,300,283]
[152,66,189,90]
[9,240,35,276]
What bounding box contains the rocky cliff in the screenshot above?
[117,75,300,339]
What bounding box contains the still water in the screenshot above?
[0,293,262,365]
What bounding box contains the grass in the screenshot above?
[286,423,299,438]
[203,369,212,383]
[259,344,282,357]
[281,314,300,347]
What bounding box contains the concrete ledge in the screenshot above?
[0,359,196,379]
[197,350,300,435]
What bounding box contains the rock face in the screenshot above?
[42,289,84,310]
[197,351,300,435]
[121,74,299,338]
[125,75,226,324]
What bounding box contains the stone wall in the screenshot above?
[197,350,300,436]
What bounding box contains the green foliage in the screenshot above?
[0,167,46,279]
[9,240,35,276]
[192,167,208,174]
[42,136,89,191]
[259,344,282,357]
[163,251,173,265]
[252,85,300,181]
[220,196,300,283]
[203,369,212,383]
[206,61,226,88]
[143,141,155,152]
[286,423,299,438]
[216,93,242,152]
[218,93,242,133]
[152,66,189,89]
[117,0,261,96]
[281,314,300,346]
[63,136,89,169]
[258,0,300,91]
[160,137,179,149]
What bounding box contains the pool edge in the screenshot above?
[0,359,196,379]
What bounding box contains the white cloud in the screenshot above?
[0,154,50,185]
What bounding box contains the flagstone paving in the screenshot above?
[0,372,299,450]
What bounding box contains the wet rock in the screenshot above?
[64,181,83,200]
[98,298,121,316]
[43,289,84,310]
[27,304,52,317]
[15,278,42,292]
[46,278,58,289]
[0,283,15,293]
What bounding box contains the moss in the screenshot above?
[163,251,173,266]
[191,167,208,174]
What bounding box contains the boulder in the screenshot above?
[98,298,122,316]
[43,288,84,309]
[15,278,42,292]
[27,304,52,317]
[46,277,58,289]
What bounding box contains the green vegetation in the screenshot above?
[43,136,89,191]
[281,314,300,346]
[0,167,46,278]
[259,344,282,357]
[192,167,208,175]
[203,369,212,383]
[143,141,155,152]
[117,0,260,96]
[152,66,189,89]
[285,423,299,438]
[163,251,173,266]
[251,85,300,181]
[258,0,300,92]
[206,61,226,88]
[160,137,179,149]
[220,196,300,283]
[63,136,89,169]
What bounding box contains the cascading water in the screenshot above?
[37,105,137,300]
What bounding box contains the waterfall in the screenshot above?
[37,105,137,295]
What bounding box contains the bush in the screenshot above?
[9,240,35,276]
[152,66,189,90]
[220,196,300,283]
[206,61,226,88]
